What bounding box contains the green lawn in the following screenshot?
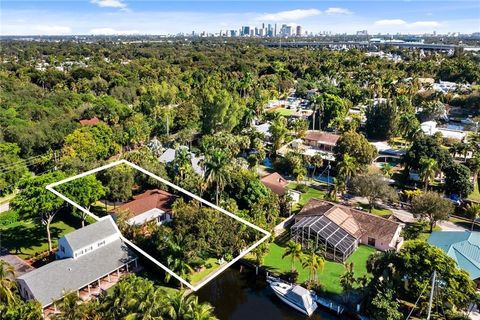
[189,258,220,285]
[275,108,295,116]
[287,182,326,207]
[262,243,376,295]
[0,216,80,260]
[356,202,392,217]
[468,181,480,202]
[402,222,441,242]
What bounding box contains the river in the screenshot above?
[196,267,344,320]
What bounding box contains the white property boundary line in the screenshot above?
[46,159,271,291]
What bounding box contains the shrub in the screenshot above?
[0,210,19,227]
[295,184,309,193]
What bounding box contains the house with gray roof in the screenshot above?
[428,231,480,282]
[159,147,204,176]
[17,216,138,309]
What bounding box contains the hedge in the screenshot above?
[0,210,19,227]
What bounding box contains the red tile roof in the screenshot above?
[114,189,175,217]
[261,172,289,196]
[304,131,340,145]
[79,117,101,125]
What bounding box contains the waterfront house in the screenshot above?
[113,189,175,226]
[17,216,138,309]
[291,199,404,262]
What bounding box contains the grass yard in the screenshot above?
[0,215,81,260]
[262,242,376,295]
[287,182,326,207]
[356,202,392,217]
[402,222,441,242]
[468,181,480,202]
[189,258,220,285]
[275,108,295,116]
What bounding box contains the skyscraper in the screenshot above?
[296,25,302,37]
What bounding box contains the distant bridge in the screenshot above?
[263,41,461,51]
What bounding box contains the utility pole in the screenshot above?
[54,150,58,171]
[426,270,436,320]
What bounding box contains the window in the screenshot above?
[368,237,376,246]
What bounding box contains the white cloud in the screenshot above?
[33,25,72,35]
[90,27,139,35]
[257,9,321,21]
[410,21,440,28]
[91,0,127,9]
[374,19,407,26]
[325,7,352,15]
[374,19,440,29]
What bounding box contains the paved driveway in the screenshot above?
[0,247,34,278]
[0,202,9,213]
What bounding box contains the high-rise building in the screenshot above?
[296,25,302,37]
[241,26,250,36]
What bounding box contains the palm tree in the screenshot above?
[166,256,194,289]
[419,157,439,192]
[310,154,324,179]
[337,154,358,185]
[174,147,192,180]
[340,262,356,303]
[381,163,393,177]
[0,260,16,305]
[204,150,230,206]
[165,291,194,320]
[301,251,325,287]
[282,241,303,272]
[52,292,86,320]
[164,235,194,289]
[465,203,480,231]
[189,301,217,320]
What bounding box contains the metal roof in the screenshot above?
[428,231,480,280]
[18,239,136,308]
[62,217,118,252]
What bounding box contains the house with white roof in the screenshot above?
[17,216,137,309]
[421,121,466,141]
[159,147,204,176]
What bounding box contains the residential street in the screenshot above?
[0,201,9,213]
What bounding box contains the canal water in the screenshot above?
[197,267,344,320]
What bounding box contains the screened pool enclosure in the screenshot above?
[290,215,358,262]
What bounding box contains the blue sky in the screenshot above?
[1,1,479,35]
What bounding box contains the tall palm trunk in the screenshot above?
[46,219,53,252]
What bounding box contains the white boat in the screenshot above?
[461,117,475,125]
[267,276,318,316]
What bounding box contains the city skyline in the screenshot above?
[1,1,479,36]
